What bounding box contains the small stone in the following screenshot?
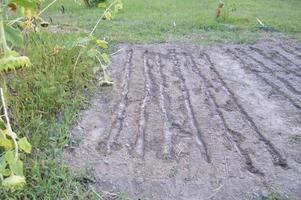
[104,159,109,165]
[136,177,144,184]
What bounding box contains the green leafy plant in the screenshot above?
[69,0,123,86]
[0,88,32,191]
[0,0,52,191]
[0,1,36,190]
[0,0,53,72]
[0,0,122,193]
[0,2,33,72]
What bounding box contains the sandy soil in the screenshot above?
[64,40,301,200]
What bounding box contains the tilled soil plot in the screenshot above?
[64,40,301,200]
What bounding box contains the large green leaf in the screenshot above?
[4,151,14,164]
[10,160,24,176]
[2,174,26,191]
[0,55,31,72]
[18,137,32,153]
[0,131,14,150]
[4,24,24,48]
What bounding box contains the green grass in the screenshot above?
[250,192,290,200]
[42,0,301,44]
[0,33,114,199]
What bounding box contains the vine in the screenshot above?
[69,0,123,86]
[0,1,35,190]
[0,88,32,191]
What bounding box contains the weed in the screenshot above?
[0,32,99,199]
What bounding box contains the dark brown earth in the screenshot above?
[64,40,301,200]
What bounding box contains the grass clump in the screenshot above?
[0,32,100,199]
[263,192,290,200]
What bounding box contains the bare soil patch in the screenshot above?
[64,40,301,200]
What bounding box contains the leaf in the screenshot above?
[0,131,14,150]
[18,137,32,153]
[4,151,14,164]
[0,55,31,72]
[114,3,123,12]
[104,11,112,20]
[3,129,17,138]
[95,39,108,49]
[0,159,10,176]
[2,174,26,191]
[4,24,24,48]
[101,53,110,64]
[87,49,97,59]
[10,160,24,176]
[98,2,107,8]
[100,70,113,86]
[0,168,11,176]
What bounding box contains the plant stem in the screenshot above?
[73,52,82,73]
[89,0,118,36]
[38,0,59,16]
[0,88,19,161]
[0,7,10,57]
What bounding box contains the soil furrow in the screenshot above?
[272,50,301,69]
[279,44,301,60]
[185,53,264,176]
[202,52,288,168]
[134,51,151,157]
[168,49,211,163]
[105,49,133,154]
[249,46,301,77]
[155,54,174,159]
[279,44,301,59]
[245,47,301,94]
[272,45,301,69]
[227,48,301,110]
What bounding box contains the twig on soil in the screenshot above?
[73,52,82,73]
[206,184,224,200]
[101,190,119,200]
[110,47,125,56]
[256,17,265,27]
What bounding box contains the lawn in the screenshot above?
[42,0,301,44]
[0,0,300,199]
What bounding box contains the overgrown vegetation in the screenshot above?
[0,31,101,199]
[0,0,124,198]
[0,0,35,192]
